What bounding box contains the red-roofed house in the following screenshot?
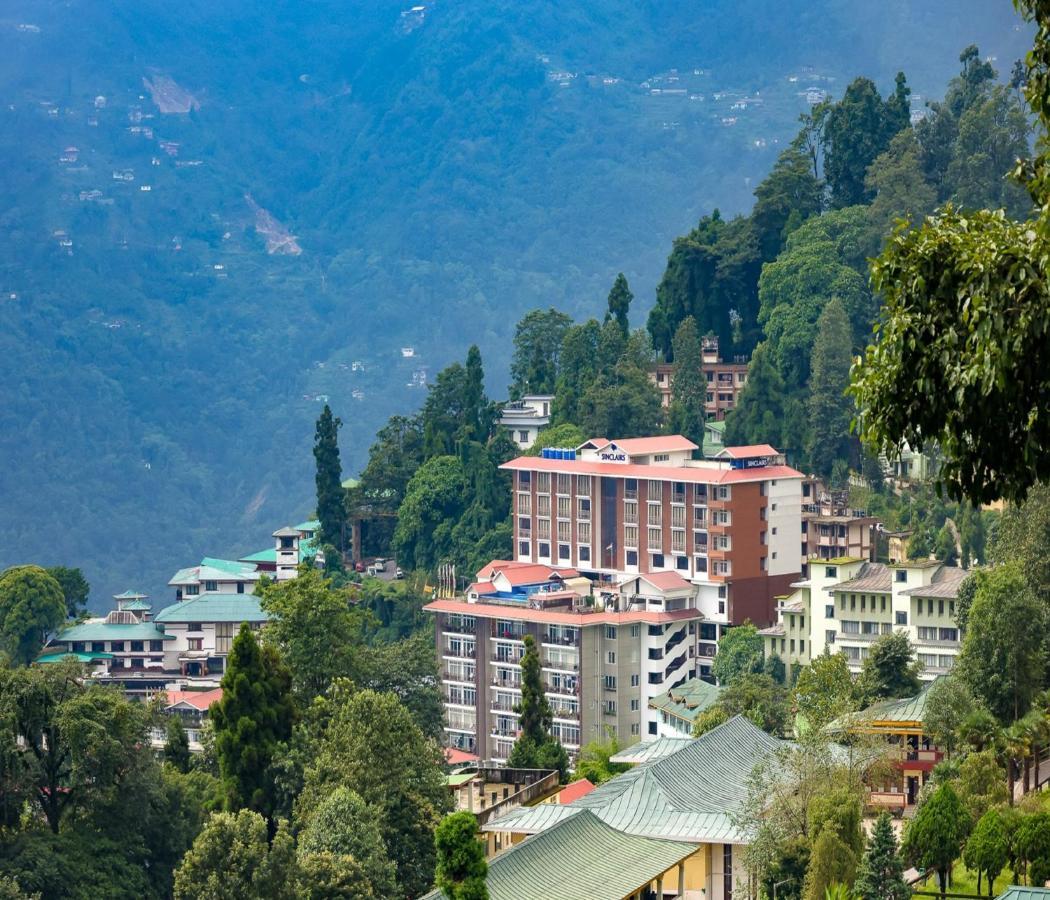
[552,777,596,804]
[151,688,223,753]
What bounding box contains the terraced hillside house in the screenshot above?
[37,590,172,697]
[759,559,968,681]
[483,715,785,900]
[827,679,943,811]
[799,478,879,577]
[501,436,803,634]
[650,336,748,421]
[498,395,553,450]
[427,560,715,760]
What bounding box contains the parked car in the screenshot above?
[395,567,404,580]
[354,562,366,573]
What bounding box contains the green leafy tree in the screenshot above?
[854,812,909,900]
[393,455,469,571]
[299,688,450,899]
[509,308,574,397]
[862,130,938,256]
[806,297,856,480]
[604,273,633,337]
[857,631,922,703]
[724,342,807,457]
[924,676,976,759]
[358,633,445,742]
[0,566,66,666]
[43,567,89,620]
[173,809,294,900]
[435,811,489,900]
[553,320,602,426]
[573,728,630,785]
[902,781,968,896]
[956,563,1046,722]
[295,852,376,900]
[577,332,663,440]
[752,143,825,260]
[508,635,569,780]
[211,623,296,818]
[793,650,856,733]
[524,423,586,455]
[667,316,706,447]
[691,705,730,737]
[712,623,764,686]
[314,404,348,555]
[259,567,367,701]
[963,808,1008,897]
[718,673,791,737]
[296,786,397,897]
[804,829,857,900]
[990,482,1050,599]
[165,716,192,773]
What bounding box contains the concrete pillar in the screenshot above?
[657,874,664,897]
[677,861,686,896]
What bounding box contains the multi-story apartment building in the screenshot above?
[498,395,553,450]
[800,478,879,577]
[650,337,748,421]
[501,436,803,637]
[760,558,968,681]
[427,560,711,759]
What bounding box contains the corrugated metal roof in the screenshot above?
[899,566,969,598]
[995,888,1050,900]
[831,562,892,593]
[153,593,268,624]
[51,621,173,642]
[610,736,695,764]
[647,677,723,723]
[487,716,783,844]
[827,678,940,732]
[239,548,277,563]
[427,810,697,900]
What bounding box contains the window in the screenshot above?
[604,674,617,690]
[607,651,616,664]
[655,453,670,462]
[630,698,639,711]
[676,556,688,570]
[604,700,617,716]
[518,471,531,486]
[538,542,550,558]
[626,550,638,566]
[651,553,665,568]
[630,625,640,638]
[519,430,529,443]
[185,585,199,596]
[647,502,663,526]
[939,627,959,642]
[696,557,708,573]
[538,472,550,492]
[517,494,531,515]
[938,600,945,616]
[557,520,571,541]
[694,484,708,503]
[624,525,639,547]
[624,478,638,500]
[772,526,777,535]
[518,540,530,557]
[537,518,551,539]
[606,626,617,640]
[577,497,591,520]
[826,629,836,644]
[631,723,640,735]
[880,596,886,612]
[648,527,663,549]
[111,641,125,652]
[649,721,658,735]
[624,501,638,524]
[825,604,835,619]
[204,580,217,592]
[538,494,551,517]
[579,546,590,562]
[130,641,143,652]
[92,641,105,652]
[188,638,203,651]
[716,486,730,501]
[557,473,571,495]
[718,585,727,599]
[896,611,908,625]
[825,566,838,579]
[578,522,591,544]
[558,544,570,560]
[557,495,571,518]
[576,475,590,493]
[631,673,640,686]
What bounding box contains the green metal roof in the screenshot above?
[114,590,148,599]
[826,677,940,733]
[37,651,115,664]
[487,716,785,844]
[610,736,694,764]
[199,557,258,575]
[53,622,173,642]
[153,592,268,624]
[120,599,152,611]
[445,772,475,788]
[426,810,696,900]
[996,889,1050,900]
[647,677,723,724]
[295,519,320,533]
[239,548,277,563]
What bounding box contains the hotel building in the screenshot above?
[426,435,805,760]
[650,337,748,421]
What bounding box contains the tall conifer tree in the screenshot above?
[855,812,910,900]
[668,316,706,447]
[605,273,633,337]
[212,624,296,819]
[313,404,347,553]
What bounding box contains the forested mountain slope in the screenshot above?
[0,0,1029,603]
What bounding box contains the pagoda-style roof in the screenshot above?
[153,592,268,625]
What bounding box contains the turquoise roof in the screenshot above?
[424,810,696,900]
[114,590,148,599]
[53,621,172,642]
[37,650,115,664]
[239,548,277,563]
[120,599,152,611]
[486,716,785,844]
[996,890,1050,900]
[200,557,258,575]
[610,736,694,764]
[647,677,723,724]
[153,592,268,624]
[295,519,320,533]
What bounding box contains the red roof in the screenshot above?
[621,571,693,592]
[501,455,802,484]
[476,560,580,586]
[162,688,223,711]
[425,598,703,627]
[609,436,699,454]
[445,747,479,766]
[717,444,780,459]
[557,778,596,804]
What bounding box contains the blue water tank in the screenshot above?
[567,449,577,460]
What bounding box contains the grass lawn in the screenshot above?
[929,861,1019,897]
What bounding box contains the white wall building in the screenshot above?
[498,395,553,450]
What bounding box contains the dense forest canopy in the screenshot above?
[0,0,1031,603]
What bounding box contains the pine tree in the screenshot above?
[164,715,191,773]
[902,782,968,896]
[313,404,347,553]
[507,635,568,779]
[806,298,854,481]
[463,345,488,441]
[605,273,633,337]
[435,811,489,900]
[855,812,909,900]
[668,317,706,447]
[962,809,1007,897]
[212,624,296,819]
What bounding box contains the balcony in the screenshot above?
[838,631,884,643]
[551,704,580,720]
[664,653,687,679]
[442,668,476,682]
[443,645,477,659]
[490,726,520,739]
[492,652,524,666]
[542,656,579,671]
